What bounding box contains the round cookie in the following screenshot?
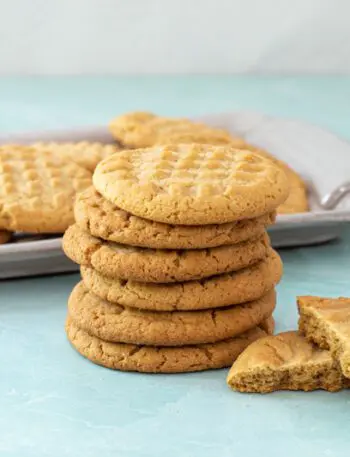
[75,187,275,249]
[68,282,276,346]
[63,224,270,283]
[81,248,282,311]
[0,145,92,233]
[66,316,273,373]
[0,231,11,244]
[32,142,120,172]
[93,144,289,225]
[108,112,236,148]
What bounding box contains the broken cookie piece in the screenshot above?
[227,331,350,393]
[298,296,350,379]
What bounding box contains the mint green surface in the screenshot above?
[1,77,350,457]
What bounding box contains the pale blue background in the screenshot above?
[1,77,350,457]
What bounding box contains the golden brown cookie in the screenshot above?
[93,144,289,225]
[81,248,282,311]
[0,145,92,233]
[63,224,270,283]
[154,128,239,146]
[66,316,273,373]
[32,142,120,172]
[227,331,350,393]
[109,111,171,147]
[277,171,308,214]
[241,143,308,214]
[75,187,275,249]
[108,112,237,148]
[68,282,276,346]
[0,230,11,244]
[298,296,350,379]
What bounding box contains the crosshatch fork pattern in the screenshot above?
[0,146,92,232]
[98,144,271,197]
[32,142,119,172]
[94,143,290,225]
[0,147,90,200]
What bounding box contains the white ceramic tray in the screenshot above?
[1,112,350,279]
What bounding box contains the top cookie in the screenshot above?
[93,144,289,225]
[32,142,119,172]
[0,145,92,233]
[109,112,238,148]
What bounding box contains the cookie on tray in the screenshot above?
[108,112,239,148]
[66,316,274,373]
[0,230,11,244]
[80,248,282,311]
[68,282,276,346]
[32,142,120,172]
[0,145,92,233]
[227,331,350,393]
[153,128,242,146]
[93,144,289,225]
[63,224,270,283]
[241,143,308,214]
[75,187,276,249]
[298,296,350,379]
[277,171,308,214]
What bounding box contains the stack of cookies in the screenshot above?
[63,143,289,373]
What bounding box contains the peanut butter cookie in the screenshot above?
[66,316,273,373]
[32,142,120,172]
[0,145,91,233]
[80,248,282,310]
[298,296,350,379]
[93,144,289,225]
[68,282,276,346]
[109,112,237,148]
[75,187,275,249]
[242,143,308,214]
[63,224,270,283]
[227,331,350,393]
